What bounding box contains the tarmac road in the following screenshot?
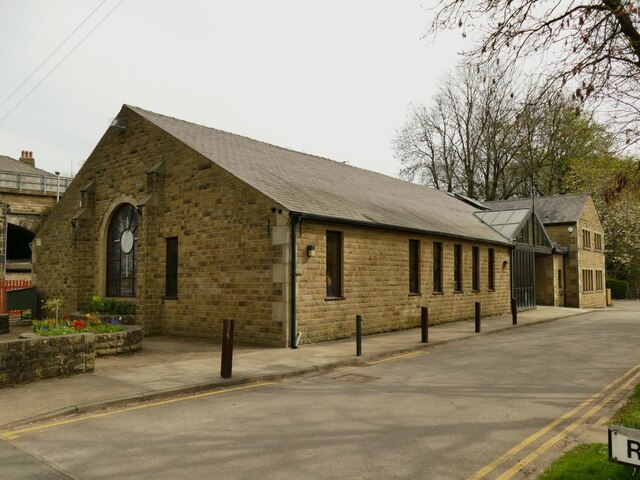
[2,303,640,480]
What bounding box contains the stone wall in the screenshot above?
[0,334,94,388]
[33,106,284,346]
[31,105,512,348]
[545,197,606,309]
[94,326,142,356]
[295,221,512,344]
[576,198,607,308]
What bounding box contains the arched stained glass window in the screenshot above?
[107,204,138,297]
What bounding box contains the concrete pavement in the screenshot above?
[0,304,608,429]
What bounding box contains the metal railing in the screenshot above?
[0,171,72,195]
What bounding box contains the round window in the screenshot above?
[120,229,134,254]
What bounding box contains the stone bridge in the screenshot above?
[0,151,72,280]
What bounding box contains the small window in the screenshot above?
[326,231,343,298]
[165,237,178,298]
[472,246,479,291]
[582,269,594,292]
[488,248,495,291]
[454,244,463,292]
[582,229,591,249]
[594,233,603,251]
[409,239,420,294]
[595,270,604,291]
[433,242,443,293]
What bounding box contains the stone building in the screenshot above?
[485,195,606,309]
[33,105,514,347]
[0,152,72,281]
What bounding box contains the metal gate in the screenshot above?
[512,249,535,309]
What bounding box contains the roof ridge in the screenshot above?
[125,104,408,184]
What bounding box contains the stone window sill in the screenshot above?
[325,296,345,301]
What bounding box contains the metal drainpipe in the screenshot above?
[290,215,299,349]
[509,245,515,310]
[562,253,568,307]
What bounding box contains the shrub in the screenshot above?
[607,279,629,299]
[88,296,136,315]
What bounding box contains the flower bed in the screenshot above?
[33,313,126,336]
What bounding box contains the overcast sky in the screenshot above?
[0,1,469,178]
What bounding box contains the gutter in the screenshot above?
[288,211,511,247]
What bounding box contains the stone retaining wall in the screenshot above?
[94,326,142,356]
[0,326,143,387]
[0,334,95,387]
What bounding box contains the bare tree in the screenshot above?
[394,63,618,200]
[432,0,640,145]
[394,64,520,199]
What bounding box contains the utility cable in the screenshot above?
[0,0,125,124]
[0,0,110,111]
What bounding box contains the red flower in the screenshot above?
[70,320,86,330]
[63,314,71,320]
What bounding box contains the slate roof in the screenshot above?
[127,105,510,245]
[484,195,590,224]
[0,155,53,176]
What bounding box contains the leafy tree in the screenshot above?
[566,155,640,277]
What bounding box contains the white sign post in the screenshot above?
[609,426,640,468]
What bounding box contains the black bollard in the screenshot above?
[421,307,429,343]
[511,297,518,325]
[356,315,363,356]
[475,302,481,333]
[221,318,235,379]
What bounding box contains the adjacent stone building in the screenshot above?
[33,105,514,347]
[0,152,72,281]
[485,195,606,309]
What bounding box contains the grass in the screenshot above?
[538,384,640,479]
[538,443,637,480]
[610,384,640,430]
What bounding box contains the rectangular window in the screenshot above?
[582,229,591,249]
[596,270,604,291]
[165,237,178,298]
[472,246,479,291]
[454,244,463,292]
[409,239,420,294]
[433,242,443,293]
[594,233,603,251]
[488,248,495,291]
[582,269,594,292]
[326,231,343,298]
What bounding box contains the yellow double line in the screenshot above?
[468,362,640,480]
[0,381,275,441]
